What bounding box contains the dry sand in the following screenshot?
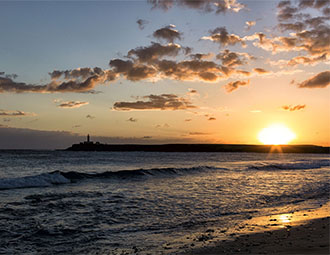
[183,203,330,255]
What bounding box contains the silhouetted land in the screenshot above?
[66,143,330,153]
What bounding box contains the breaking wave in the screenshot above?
[246,159,329,171]
[1,158,328,190]
[0,165,225,190]
[0,172,71,190]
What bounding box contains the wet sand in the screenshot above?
[183,203,330,254]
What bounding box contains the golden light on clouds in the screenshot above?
[258,123,296,145]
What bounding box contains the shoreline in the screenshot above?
[182,203,330,254]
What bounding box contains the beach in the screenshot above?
[185,203,330,255]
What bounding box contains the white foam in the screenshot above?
[248,159,330,171]
[0,172,70,190]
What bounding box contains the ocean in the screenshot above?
[0,150,329,254]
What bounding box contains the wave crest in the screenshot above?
[0,165,224,190]
[247,159,329,171]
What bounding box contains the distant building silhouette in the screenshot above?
[79,134,100,146]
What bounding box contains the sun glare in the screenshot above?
[258,123,296,145]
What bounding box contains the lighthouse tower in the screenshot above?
[87,134,90,143]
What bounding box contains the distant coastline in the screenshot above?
[65,136,330,154]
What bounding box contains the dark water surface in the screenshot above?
[0,151,329,254]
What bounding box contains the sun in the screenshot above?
[258,123,296,145]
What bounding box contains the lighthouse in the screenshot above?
[87,134,90,143]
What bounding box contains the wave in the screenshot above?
[257,182,329,206]
[0,172,71,190]
[246,159,330,171]
[1,159,328,190]
[0,165,225,190]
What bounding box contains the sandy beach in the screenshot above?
[184,203,330,255]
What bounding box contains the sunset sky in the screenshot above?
[0,0,329,149]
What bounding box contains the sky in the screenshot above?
[0,0,329,149]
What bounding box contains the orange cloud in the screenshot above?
[202,27,246,47]
[224,80,249,92]
[282,104,306,111]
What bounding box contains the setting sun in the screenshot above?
[258,124,296,145]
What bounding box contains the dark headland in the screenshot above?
[66,135,329,153]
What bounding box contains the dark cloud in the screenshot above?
[246,30,330,56]
[109,59,158,81]
[278,22,305,32]
[202,27,246,47]
[136,19,149,30]
[57,101,89,108]
[109,59,134,73]
[296,71,330,88]
[0,68,116,94]
[277,3,298,21]
[253,68,270,74]
[188,89,198,94]
[48,68,117,93]
[323,7,330,15]
[86,114,95,119]
[282,104,306,111]
[189,53,213,60]
[153,25,182,43]
[216,50,252,67]
[0,110,35,117]
[127,65,158,81]
[244,0,330,59]
[127,42,185,63]
[156,59,224,82]
[288,53,327,66]
[294,26,330,55]
[127,117,138,122]
[111,43,227,83]
[155,123,170,128]
[0,76,46,93]
[188,132,210,135]
[2,73,18,80]
[298,0,328,9]
[184,118,192,122]
[208,117,216,121]
[113,94,196,111]
[224,80,249,92]
[49,67,104,80]
[148,0,245,13]
[275,0,330,57]
[2,33,249,94]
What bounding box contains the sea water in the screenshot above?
[0,150,329,254]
